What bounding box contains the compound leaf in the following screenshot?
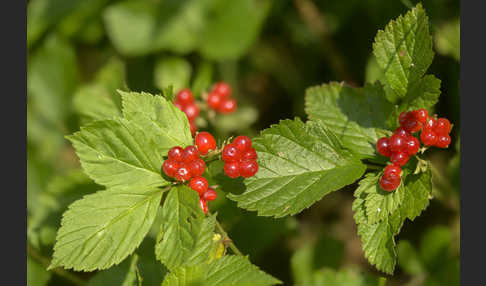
[228,118,366,218]
[156,187,217,271]
[50,187,163,271]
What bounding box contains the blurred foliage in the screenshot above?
[27,0,459,285]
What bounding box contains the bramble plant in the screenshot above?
[48,3,454,284]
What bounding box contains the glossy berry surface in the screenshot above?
[239,160,259,178]
[224,161,240,178]
[189,120,197,136]
[394,127,409,138]
[389,134,407,152]
[222,144,240,162]
[168,146,184,161]
[423,118,437,131]
[218,98,237,113]
[199,198,208,214]
[415,109,428,124]
[207,92,222,109]
[384,164,401,177]
[189,158,206,177]
[405,136,420,155]
[212,82,231,98]
[189,176,208,196]
[376,137,391,157]
[183,146,200,162]
[390,151,409,166]
[420,130,438,146]
[195,132,217,155]
[379,173,401,191]
[435,118,451,135]
[175,164,192,182]
[203,188,218,201]
[436,135,451,148]
[242,149,258,160]
[183,104,200,121]
[233,135,252,152]
[403,119,422,133]
[398,112,408,126]
[162,160,179,177]
[175,89,194,104]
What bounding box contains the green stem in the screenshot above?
[27,244,85,286]
[215,220,243,256]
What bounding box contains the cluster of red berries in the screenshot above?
[376,109,452,191]
[188,176,217,214]
[206,82,237,114]
[174,89,199,136]
[162,145,206,182]
[222,136,258,178]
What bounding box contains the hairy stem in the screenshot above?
[27,244,85,286]
[215,220,243,256]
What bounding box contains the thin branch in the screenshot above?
[215,220,243,256]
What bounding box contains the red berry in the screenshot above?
[218,98,237,113]
[384,164,401,177]
[189,176,208,196]
[199,198,208,214]
[175,164,192,182]
[207,91,222,110]
[390,151,409,166]
[189,158,206,177]
[233,136,252,152]
[183,146,200,162]
[183,104,200,121]
[241,149,258,160]
[405,136,420,155]
[420,130,438,146]
[423,118,437,131]
[415,109,429,124]
[162,159,179,177]
[376,137,391,157]
[222,144,241,162]
[239,160,259,178]
[168,146,184,162]
[398,111,408,126]
[435,118,451,135]
[189,120,197,136]
[389,134,407,152]
[174,101,184,110]
[212,82,231,98]
[224,161,240,178]
[436,135,451,148]
[195,132,217,155]
[394,127,409,138]
[203,188,218,201]
[379,173,401,191]
[403,118,422,133]
[175,88,194,104]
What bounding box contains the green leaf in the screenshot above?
[372,3,434,98]
[200,0,271,60]
[305,82,393,159]
[50,187,163,271]
[352,167,433,274]
[154,57,192,92]
[397,74,441,115]
[397,240,425,276]
[228,118,366,218]
[311,268,384,286]
[73,84,122,122]
[67,117,168,189]
[120,90,193,152]
[434,18,460,61]
[162,255,281,286]
[87,254,142,286]
[27,256,51,286]
[156,187,216,271]
[103,0,207,56]
[28,34,78,125]
[191,61,213,97]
